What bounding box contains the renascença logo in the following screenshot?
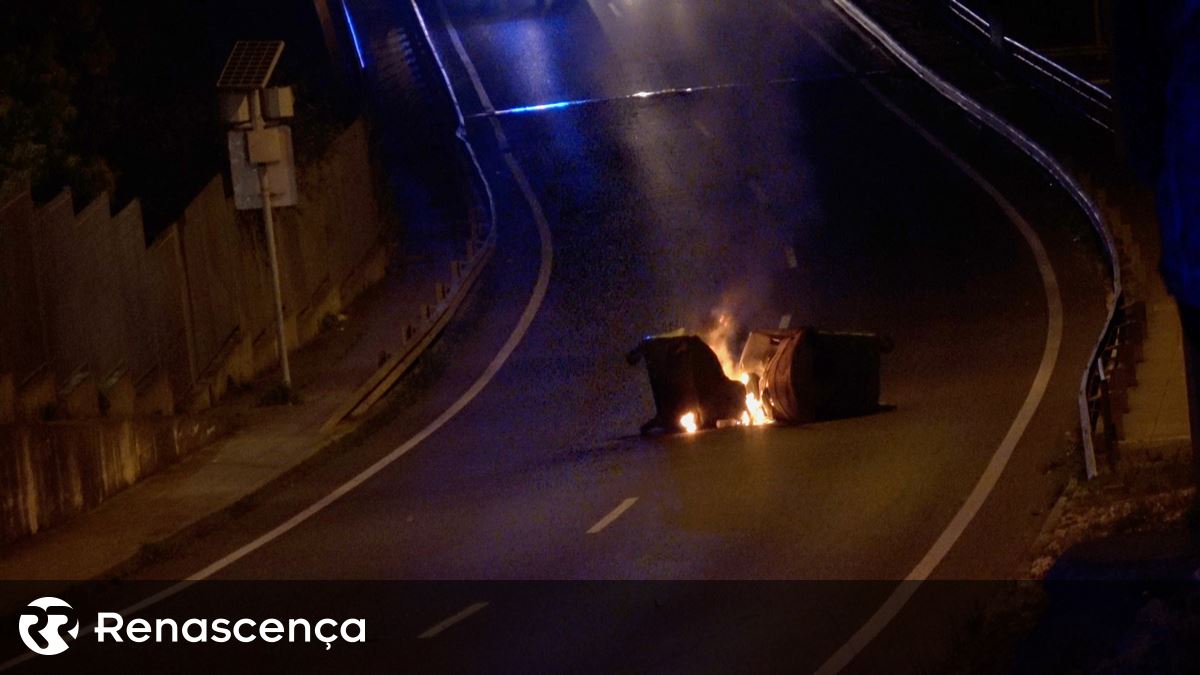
[18,597,79,656]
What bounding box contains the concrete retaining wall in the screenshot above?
[0,416,226,545]
[0,117,391,545]
[0,118,388,414]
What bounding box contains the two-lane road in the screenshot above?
[19,0,1111,672]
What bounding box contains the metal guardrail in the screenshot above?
[322,0,499,428]
[1081,297,1146,469]
[833,0,1127,479]
[402,0,466,130]
[403,0,1135,479]
[944,0,1115,132]
[939,0,1135,478]
[399,0,498,239]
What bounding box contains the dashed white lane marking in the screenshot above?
[608,2,622,18]
[587,498,639,534]
[774,2,1064,674]
[749,179,770,206]
[785,245,799,269]
[694,120,714,139]
[418,602,490,639]
[779,314,793,330]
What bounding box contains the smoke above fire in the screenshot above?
[702,311,742,379]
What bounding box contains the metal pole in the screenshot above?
[252,90,292,391]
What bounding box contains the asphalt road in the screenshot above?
[10,0,1112,672]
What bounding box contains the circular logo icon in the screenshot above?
[18,597,79,656]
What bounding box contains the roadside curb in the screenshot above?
[808,2,1122,672]
[321,0,500,434]
[320,171,497,432]
[0,103,499,595]
[26,170,495,589]
[86,386,402,584]
[16,195,495,595]
[1025,476,1079,577]
[117,156,493,582]
[1118,436,1193,465]
[84,0,501,586]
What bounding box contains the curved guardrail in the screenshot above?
[324,0,499,427]
[944,0,1114,131]
[831,0,1124,478]
[938,0,1149,478]
[398,0,1131,479]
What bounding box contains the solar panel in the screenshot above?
[217,41,285,90]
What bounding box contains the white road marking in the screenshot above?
[163,0,557,590]
[161,0,555,589]
[0,9,560,669]
[418,602,490,639]
[779,314,793,330]
[694,120,714,139]
[0,4,1060,674]
[587,498,639,534]
[785,245,799,269]
[774,3,1064,674]
[436,0,512,148]
[608,2,622,18]
[438,2,494,114]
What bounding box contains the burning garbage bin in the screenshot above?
[742,329,891,425]
[627,333,748,435]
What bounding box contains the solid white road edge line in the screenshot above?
[773,3,1064,674]
[163,0,556,587]
[0,5,558,669]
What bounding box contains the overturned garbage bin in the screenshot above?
[627,334,747,435]
[744,329,892,425]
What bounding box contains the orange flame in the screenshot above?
[680,412,699,434]
[702,313,740,379]
[702,314,772,427]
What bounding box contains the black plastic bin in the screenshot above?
[627,334,747,434]
[758,329,890,425]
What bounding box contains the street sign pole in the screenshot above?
[251,89,292,390]
[218,41,296,397]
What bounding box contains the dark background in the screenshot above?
[0,0,361,240]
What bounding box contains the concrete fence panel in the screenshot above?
[292,160,337,313]
[0,115,394,544]
[145,224,195,403]
[34,190,89,382]
[74,193,130,380]
[5,116,386,413]
[111,201,159,382]
[179,178,240,378]
[0,186,49,382]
